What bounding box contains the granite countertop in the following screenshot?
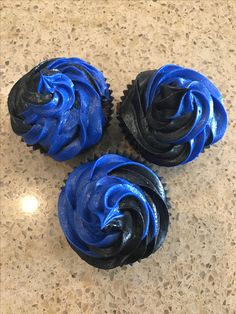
[1,0,235,313]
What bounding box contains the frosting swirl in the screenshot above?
[58,154,169,269]
[119,64,228,166]
[8,57,111,161]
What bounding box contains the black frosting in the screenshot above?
[8,58,112,161]
[118,65,228,166]
[8,60,53,135]
[8,59,109,136]
[118,70,191,166]
[58,154,169,269]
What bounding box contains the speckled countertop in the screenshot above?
[1,0,236,313]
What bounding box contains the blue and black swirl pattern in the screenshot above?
[58,154,169,269]
[118,64,228,166]
[8,58,111,161]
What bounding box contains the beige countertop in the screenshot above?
[1,0,235,313]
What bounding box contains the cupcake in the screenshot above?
[118,64,228,166]
[8,57,112,161]
[58,154,169,269]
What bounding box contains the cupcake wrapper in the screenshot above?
[22,79,114,157]
[202,145,211,153]
[117,81,146,161]
[103,80,114,131]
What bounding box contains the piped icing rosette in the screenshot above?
[8,57,112,161]
[118,64,228,166]
[58,154,169,269]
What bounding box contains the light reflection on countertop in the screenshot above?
[20,195,39,214]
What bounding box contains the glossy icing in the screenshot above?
[58,154,169,269]
[8,58,110,161]
[119,64,228,166]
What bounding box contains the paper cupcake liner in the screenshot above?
[202,145,211,153]
[116,81,147,160]
[103,81,114,131]
[22,80,114,157]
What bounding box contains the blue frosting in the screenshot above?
[58,154,169,269]
[145,64,228,164]
[119,64,228,166]
[19,58,110,161]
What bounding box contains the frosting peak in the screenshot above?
[58,154,169,269]
[119,64,228,166]
[8,57,111,161]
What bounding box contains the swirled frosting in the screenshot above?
[119,64,228,166]
[58,154,169,269]
[8,57,111,161]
